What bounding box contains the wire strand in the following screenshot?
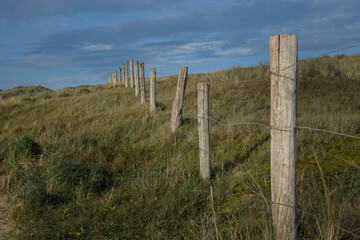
[206,116,360,139]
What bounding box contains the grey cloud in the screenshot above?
[0,0,179,18]
[2,0,360,90]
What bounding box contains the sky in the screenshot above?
[1,0,360,90]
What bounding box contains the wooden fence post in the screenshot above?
[135,61,140,96]
[130,58,134,88]
[122,64,125,85]
[125,61,129,87]
[170,66,188,132]
[197,83,210,179]
[270,34,298,240]
[150,68,157,112]
[114,70,117,85]
[140,63,146,104]
[112,71,114,85]
[118,67,121,84]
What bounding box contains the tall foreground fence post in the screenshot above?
[197,83,210,179]
[125,61,129,87]
[150,68,157,112]
[170,67,188,132]
[270,34,298,240]
[135,61,140,96]
[122,64,125,85]
[130,58,134,88]
[140,63,146,104]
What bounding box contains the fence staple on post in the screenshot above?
[197,82,210,179]
[150,68,157,112]
[270,34,298,240]
[170,66,188,132]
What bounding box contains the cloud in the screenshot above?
[216,48,256,58]
[81,44,114,51]
[0,0,180,18]
[2,0,360,90]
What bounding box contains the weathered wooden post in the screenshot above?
[122,64,125,85]
[139,63,146,103]
[130,58,134,88]
[135,61,140,96]
[111,71,114,85]
[270,34,298,240]
[197,83,210,179]
[114,70,117,85]
[118,67,121,84]
[150,68,157,112]
[170,66,188,132]
[125,61,129,87]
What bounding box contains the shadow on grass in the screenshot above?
[223,134,270,172]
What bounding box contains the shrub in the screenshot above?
[8,136,42,167]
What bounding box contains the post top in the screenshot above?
[270,34,297,40]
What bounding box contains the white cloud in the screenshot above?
[216,47,255,57]
[81,44,114,51]
[162,41,224,56]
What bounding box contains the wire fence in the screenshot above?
[111,42,360,238]
[196,43,360,238]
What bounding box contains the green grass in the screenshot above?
[0,54,360,239]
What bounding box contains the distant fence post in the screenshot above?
[150,68,157,112]
[197,83,210,179]
[122,64,125,85]
[118,67,121,84]
[114,70,118,85]
[125,61,129,87]
[140,63,146,104]
[130,58,134,88]
[270,34,298,240]
[170,66,188,132]
[135,61,140,96]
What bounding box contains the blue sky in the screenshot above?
[1,0,360,90]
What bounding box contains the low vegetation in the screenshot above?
[0,54,359,239]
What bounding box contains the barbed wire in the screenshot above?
[296,126,360,140]
[208,75,269,86]
[317,43,360,58]
[205,115,360,139]
[207,116,270,128]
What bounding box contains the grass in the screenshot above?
[0,54,360,239]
